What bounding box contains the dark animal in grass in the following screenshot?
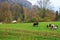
[33,22,38,27]
[47,24,52,28]
[47,24,58,30]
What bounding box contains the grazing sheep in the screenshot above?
[51,24,58,30]
[0,22,2,24]
[12,20,17,23]
[47,24,58,30]
[47,24,51,28]
[33,21,38,27]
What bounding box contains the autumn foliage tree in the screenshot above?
[0,1,57,23]
[0,2,12,23]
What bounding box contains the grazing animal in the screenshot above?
[51,24,58,30]
[33,21,38,27]
[0,22,2,24]
[12,20,17,23]
[47,24,51,28]
[47,24,58,30]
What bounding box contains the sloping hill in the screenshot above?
[0,0,32,9]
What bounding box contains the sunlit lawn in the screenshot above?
[0,22,60,40]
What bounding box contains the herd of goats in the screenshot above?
[33,21,58,30]
[0,20,58,30]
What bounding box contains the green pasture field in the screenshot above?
[0,22,60,40]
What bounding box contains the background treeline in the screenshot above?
[0,2,60,23]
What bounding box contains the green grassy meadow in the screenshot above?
[0,22,60,40]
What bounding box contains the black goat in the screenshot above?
[47,24,51,28]
[33,22,38,27]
